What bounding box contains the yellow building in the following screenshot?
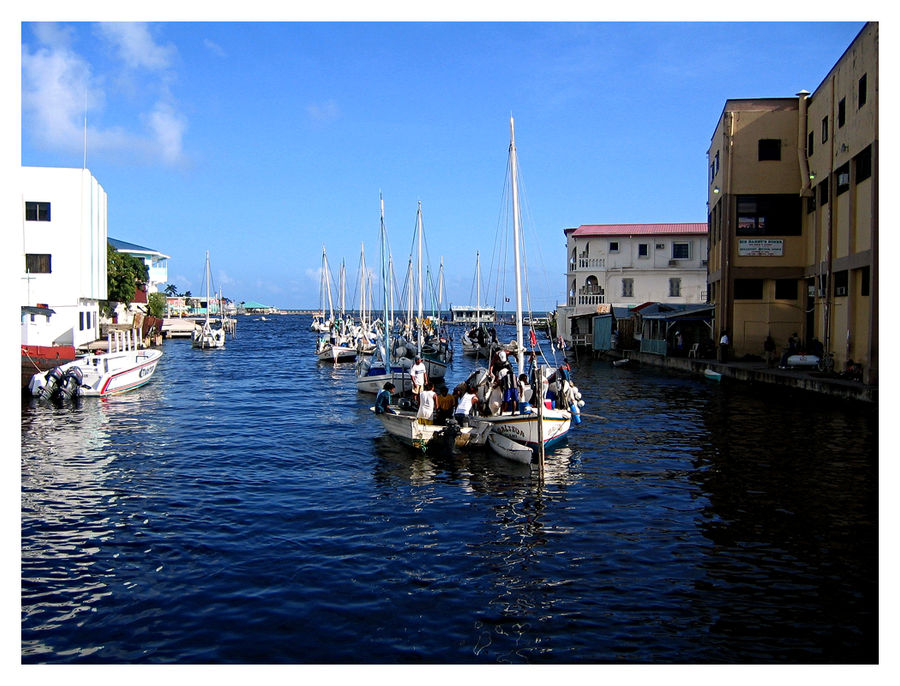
[707,22,877,384]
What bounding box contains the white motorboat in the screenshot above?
[372,407,492,452]
[28,329,162,400]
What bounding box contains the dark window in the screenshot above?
[714,151,719,176]
[622,278,633,298]
[859,73,867,108]
[838,98,846,128]
[808,130,814,156]
[818,178,829,205]
[669,278,681,297]
[672,242,690,259]
[25,201,50,222]
[806,192,816,214]
[775,279,798,300]
[834,270,849,297]
[734,279,764,300]
[655,243,665,250]
[758,139,781,161]
[25,253,51,273]
[638,243,648,257]
[835,162,850,196]
[735,194,802,236]
[860,265,870,296]
[822,116,829,144]
[609,241,619,252]
[79,312,85,331]
[855,145,872,182]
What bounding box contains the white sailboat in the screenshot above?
[460,250,495,358]
[356,194,413,394]
[315,246,356,363]
[192,251,226,349]
[475,117,577,456]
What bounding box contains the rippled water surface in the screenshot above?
[21,316,878,663]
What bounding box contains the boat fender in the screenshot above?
[569,404,582,424]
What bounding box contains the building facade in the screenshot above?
[109,237,170,294]
[558,223,709,342]
[707,22,877,383]
[21,166,108,348]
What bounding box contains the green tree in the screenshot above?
[148,292,167,318]
[103,245,150,314]
[164,283,179,296]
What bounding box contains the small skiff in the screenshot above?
[487,431,533,464]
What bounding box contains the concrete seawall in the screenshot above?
[596,350,877,404]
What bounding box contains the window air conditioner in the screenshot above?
[838,172,850,186]
[668,259,678,266]
[835,286,848,296]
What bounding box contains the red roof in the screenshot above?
[567,223,708,237]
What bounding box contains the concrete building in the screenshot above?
[707,22,877,383]
[20,166,108,349]
[558,222,709,343]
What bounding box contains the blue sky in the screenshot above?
[18,12,870,311]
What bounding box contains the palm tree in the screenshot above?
[164,283,179,296]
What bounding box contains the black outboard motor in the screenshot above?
[57,367,84,400]
[38,366,65,400]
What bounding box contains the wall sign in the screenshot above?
[738,238,784,256]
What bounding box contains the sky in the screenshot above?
[13,5,875,311]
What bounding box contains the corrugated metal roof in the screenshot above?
[109,237,169,258]
[569,223,708,237]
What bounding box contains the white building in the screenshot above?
[109,238,170,294]
[558,222,709,342]
[20,166,108,349]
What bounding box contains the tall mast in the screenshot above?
[475,251,481,325]
[205,250,211,326]
[416,201,424,355]
[380,193,390,366]
[509,116,525,375]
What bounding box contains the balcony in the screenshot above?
[577,257,605,270]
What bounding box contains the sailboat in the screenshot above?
[474,117,578,455]
[192,251,226,349]
[315,246,356,362]
[356,194,413,394]
[460,250,496,358]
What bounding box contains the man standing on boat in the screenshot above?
[410,356,428,401]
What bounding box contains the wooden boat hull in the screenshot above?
[373,409,491,451]
[477,407,571,449]
[21,345,77,389]
[487,432,533,464]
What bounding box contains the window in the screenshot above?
[835,162,850,196]
[818,178,829,205]
[622,278,633,298]
[734,279,764,300]
[834,270,848,297]
[775,279,798,300]
[735,195,802,236]
[655,243,665,250]
[808,130,814,156]
[821,116,829,144]
[669,278,681,297]
[86,311,91,329]
[859,73,867,108]
[25,254,51,273]
[638,243,649,257]
[79,312,85,331]
[609,241,619,253]
[806,192,816,214]
[672,242,690,260]
[758,138,781,161]
[838,98,846,128]
[860,265,870,296]
[25,201,51,222]
[714,151,719,176]
[855,145,872,183]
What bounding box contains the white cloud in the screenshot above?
[306,99,340,124]
[203,38,226,58]
[94,23,175,72]
[22,22,188,166]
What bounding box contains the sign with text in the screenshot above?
[738,238,784,256]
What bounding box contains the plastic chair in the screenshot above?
[688,343,699,359]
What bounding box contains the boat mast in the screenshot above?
[380,193,390,367]
[204,250,211,326]
[475,251,481,325]
[509,116,525,375]
[416,201,424,355]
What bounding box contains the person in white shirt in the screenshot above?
[454,386,478,427]
[410,356,428,398]
[417,382,436,423]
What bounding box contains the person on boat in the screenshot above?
[410,356,428,400]
[435,385,455,425]
[454,385,478,427]
[417,381,436,424]
[375,382,396,415]
[485,380,503,416]
[517,373,532,412]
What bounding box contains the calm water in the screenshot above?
[21,316,878,663]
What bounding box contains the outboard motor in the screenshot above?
[57,366,84,400]
[37,366,65,400]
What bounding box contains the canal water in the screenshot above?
[21,316,878,663]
